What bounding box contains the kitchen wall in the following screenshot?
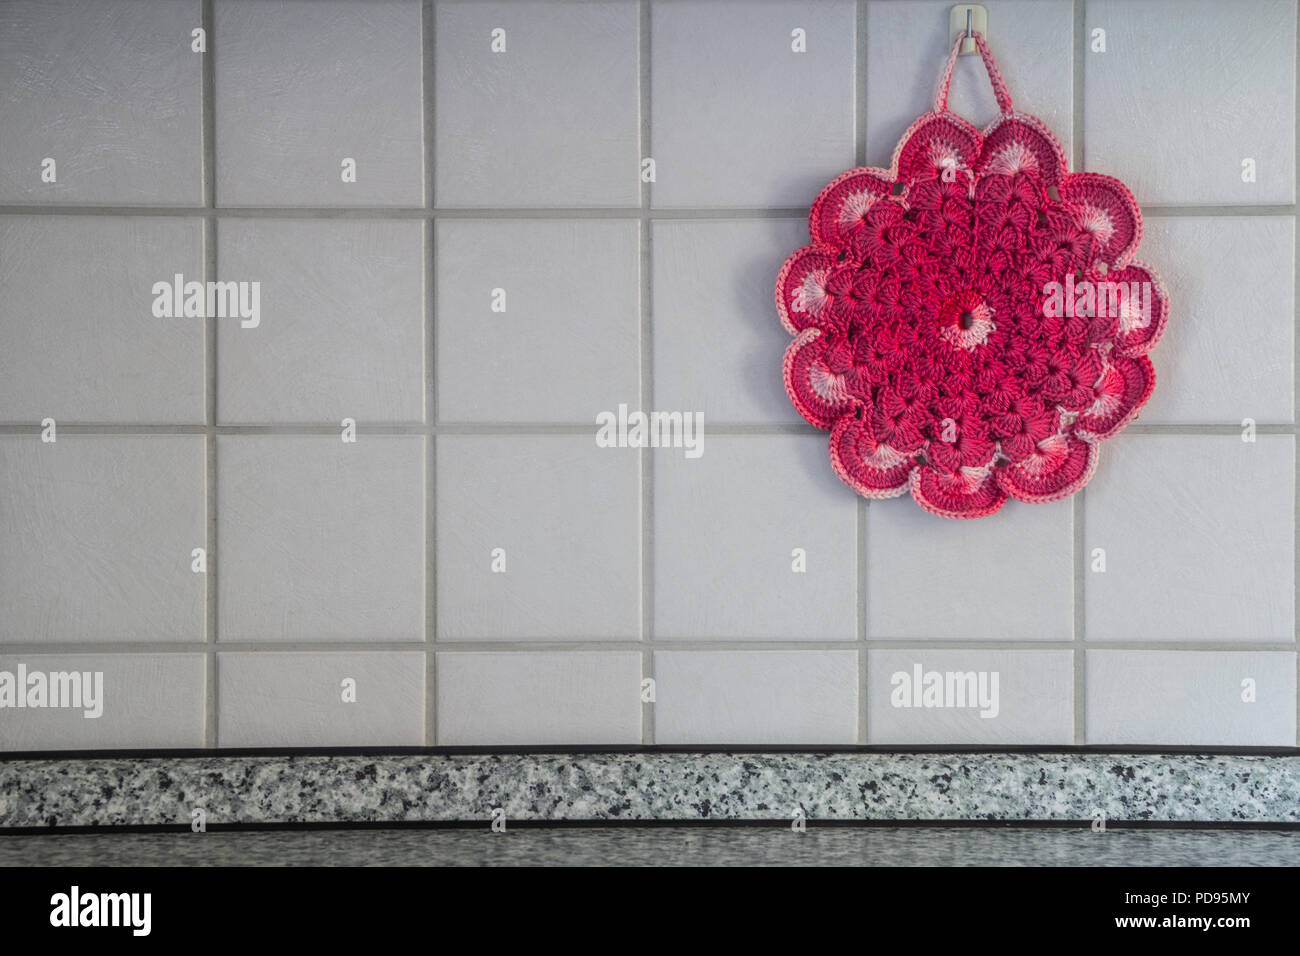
[0,0,1296,750]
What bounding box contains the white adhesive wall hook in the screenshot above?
[950,4,988,55]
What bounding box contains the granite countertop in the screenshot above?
[3,751,1299,829]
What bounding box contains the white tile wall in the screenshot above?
[650,0,858,207]
[1084,0,1296,205]
[654,434,858,641]
[217,219,427,424]
[435,1,641,207]
[0,438,207,644]
[1084,435,1295,642]
[1138,218,1295,425]
[652,219,806,424]
[217,651,425,747]
[436,651,643,745]
[653,650,859,744]
[0,0,203,205]
[0,0,1296,751]
[867,650,1074,745]
[435,220,640,422]
[0,654,206,751]
[0,216,206,424]
[866,498,1074,641]
[216,436,426,643]
[214,0,425,207]
[1087,650,1297,746]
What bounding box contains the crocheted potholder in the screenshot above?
[776,32,1167,519]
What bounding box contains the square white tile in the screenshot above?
[0,438,206,643]
[216,219,425,424]
[653,434,858,641]
[867,649,1074,745]
[866,499,1074,641]
[1087,650,1296,746]
[435,1,640,207]
[0,653,206,751]
[653,650,858,744]
[436,220,639,422]
[218,651,425,747]
[1084,0,1296,204]
[216,436,425,642]
[436,435,640,640]
[1085,435,1295,641]
[1139,217,1294,424]
[651,0,857,207]
[436,651,642,745]
[214,0,424,206]
[0,0,202,204]
[652,219,807,424]
[0,216,205,424]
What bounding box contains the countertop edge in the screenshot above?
[3,752,1297,828]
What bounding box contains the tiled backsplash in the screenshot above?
[0,0,1296,752]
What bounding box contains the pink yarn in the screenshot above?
[776,32,1168,519]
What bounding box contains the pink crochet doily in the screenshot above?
[776,32,1167,519]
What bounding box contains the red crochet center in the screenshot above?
[776,32,1168,519]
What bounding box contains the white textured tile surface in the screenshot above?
[866,500,1074,641]
[0,216,205,424]
[0,438,206,643]
[1139,217,1294,424]
[0,654,206,751]
[214,0,424,206]
[1087,650,1297,746]
[436,652,642,745]
[651,0,857,207]
[654,435,858,641]
[865,0,1074,168]
[436,220,639,422]
[1085,435,1295,642]
[867,650,1074,745]
[218,652,425,748]
[216,437,425,642]
[2,0,1297,753]
[1084,0,1296,204]
[216,219,425,424]
[653,650,858,745]
[0,0,202,204]
[435,1,640,207]
[436,435,639,640]
[652,219,806,424]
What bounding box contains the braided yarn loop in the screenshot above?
[777,32,1167,518]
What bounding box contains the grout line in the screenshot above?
[0,205,810,220]
[2,204,1295,219]
[2,421,1295,436]
[200,0,218,750]
[5,640,1294,655]
[1139,205,1298,218]
[856,0,869,746]
[1072,0,1086,747]
[857,498,869,745]
[639,0,655,746]
[423,0,437,748]
[1293,0,1299,748]
[855,0,868,170]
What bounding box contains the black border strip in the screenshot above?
[4,818,1300,836]
[4,744,1300,760]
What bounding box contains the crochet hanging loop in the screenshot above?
[934,30,1014,118]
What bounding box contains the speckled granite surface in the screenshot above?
[3,752,1299,828]
[4,826,1298,866]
